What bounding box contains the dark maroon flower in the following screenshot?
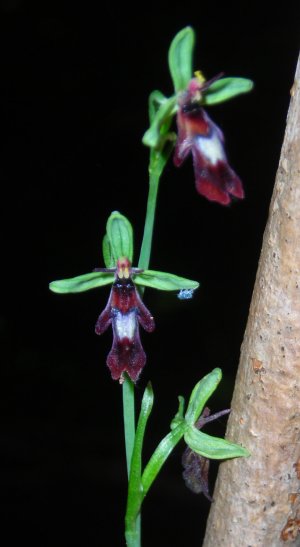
[174,77,244,205]
[95,257,155,383]
[182,444,212,501]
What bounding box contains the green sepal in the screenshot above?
[170,396,185,430]
[102,234,114,269]
[106,211,133,264]
[49,271,114,294]
[184,426,251,460]
[185,368,222,425]
[142,95,177,149]
[202,77,254,105]
[168,26,195,92]
[134,269,199,291]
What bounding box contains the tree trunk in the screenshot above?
[203,54,300,546]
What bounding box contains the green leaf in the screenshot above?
[49,271,114,294]
[129,382,154,484]
[170,396,185,430]
[184,426,251,459]
[141,421,187,499]
[106,211,133,264]
[185,368,222,425]
[168,26,195,92]
[102,234,114,269]
[202,77,254,105]
[134,269,199,291]
[126,383,154,534]
[142,95,177,149]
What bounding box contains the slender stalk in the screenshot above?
[122,376,141,546]
[123,154,163,547]
[138,166,160,270]
[122,375,136,477]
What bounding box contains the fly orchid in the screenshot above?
[142,27,253,205]
[173,73,244,205]
[49,212,199,383]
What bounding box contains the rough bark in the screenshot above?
[203,54,300,547]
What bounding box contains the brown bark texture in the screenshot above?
[203,54,300,547]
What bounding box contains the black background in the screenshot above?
[1,1,299,546]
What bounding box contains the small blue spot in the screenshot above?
[177,288,194,300]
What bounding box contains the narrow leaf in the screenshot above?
[185,368,222,425]
[141,422,187,499]
[49,272,114,294]
[130,382,154,481]
[134,269,199,291]
[184,427,250,459]
[168,26,195,92]
[203,77,254,105]
[170,396,185,430]
[126,383,154,533]
[106,211,133,263]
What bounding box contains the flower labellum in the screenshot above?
[174,75,244,205]
[95,257,155,383]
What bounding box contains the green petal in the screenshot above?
[106,211,133,264]
[134,269,199,291]
[184,427,251,459]
[202,77,254,105]
[185,368,222,425]
[49,272,114,294]
[168,26,195,92]
[142,95,177,149]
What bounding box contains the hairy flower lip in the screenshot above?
[95,258,155,383]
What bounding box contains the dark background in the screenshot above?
[1,1,299,546]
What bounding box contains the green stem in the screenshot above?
[123,153,163,475]
[138,168,160,271]
[123,143,172,546]
[123,377,141,546]
[122,375,136,478]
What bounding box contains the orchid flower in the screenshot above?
[49,212,199,383]
[174,73,245,205]
[142,27,253,205]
